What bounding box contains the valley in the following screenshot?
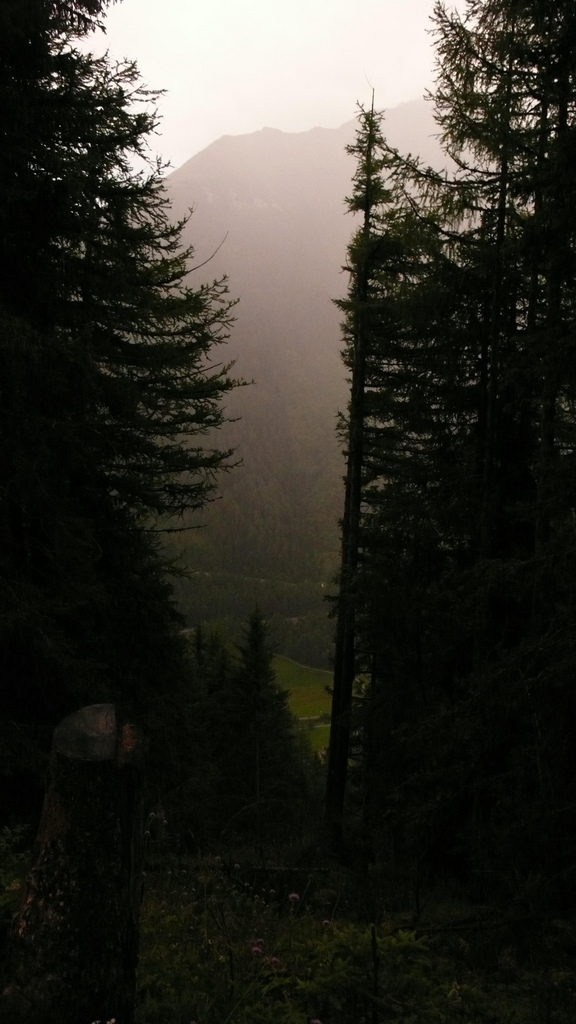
[163,100,444,661]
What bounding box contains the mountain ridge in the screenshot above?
[163,99,443,633]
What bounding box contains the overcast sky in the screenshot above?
[85,0,465,170]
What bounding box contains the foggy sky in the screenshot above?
[85,0,466,170]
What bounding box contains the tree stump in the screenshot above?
[1,704,144,1024]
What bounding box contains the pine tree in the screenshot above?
[184,613,303,847]
[0,2,240,805]
[326,99,407,850]
[229,611,301,842]
[349,0,576,890]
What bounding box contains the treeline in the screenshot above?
[329,0,576,903]
[169,611,315,853]
[171,572,333,668]
[170,391,343,586]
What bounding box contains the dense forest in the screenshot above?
[328,0,576,901]
[0,0,243,816]
[2,0,576,1022]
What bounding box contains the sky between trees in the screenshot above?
[82,0,466,170]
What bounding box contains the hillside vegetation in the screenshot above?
[4,1,576,1022]
[275,655,332,754]
[274,656,332,719]
[163,101,445,663]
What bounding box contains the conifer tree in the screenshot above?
[234,610,296,819]
[184,614,303,846]
[345,0,576,889]
[0,1,239,802]
[326,100,405,849]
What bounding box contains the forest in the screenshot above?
[2,1,576,1022]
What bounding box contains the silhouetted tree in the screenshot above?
[0,0,239,810]
[334,0,576,898]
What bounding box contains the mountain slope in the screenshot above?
[164,100,444,626]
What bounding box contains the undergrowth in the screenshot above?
[136,853,576,1024]
[0,825,29,920]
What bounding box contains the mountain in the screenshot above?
[164,100,444,649]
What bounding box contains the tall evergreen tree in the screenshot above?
[326,100,386,848]
[0,1,239,806]
[326,99,415,850]
[333,0,576,895]
[183,613,304,848]
[234,610,299,828]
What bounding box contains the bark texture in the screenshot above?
[1,704,144,1024]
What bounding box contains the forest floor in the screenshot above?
[136,847,576,1024]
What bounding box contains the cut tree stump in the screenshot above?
[1,704,144,1024]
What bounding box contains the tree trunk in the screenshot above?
[1,704,144,1024]
[326,99,381,852]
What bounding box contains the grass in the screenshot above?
[274,655,332,753]
[135,857,576,1024]
[297,722,330,753]
[274,655,332,719]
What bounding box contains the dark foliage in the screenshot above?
[0,0,239,816]
[332,0,576,906]
[171,613,310,852]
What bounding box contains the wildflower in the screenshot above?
[311,1019,323,1023]
[269,956,281,966]
[288,892,300,902]
[251,945,263,954]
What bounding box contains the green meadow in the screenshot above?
[273,655,332,717]
[300,722,330,752]
[273,655,332,751]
